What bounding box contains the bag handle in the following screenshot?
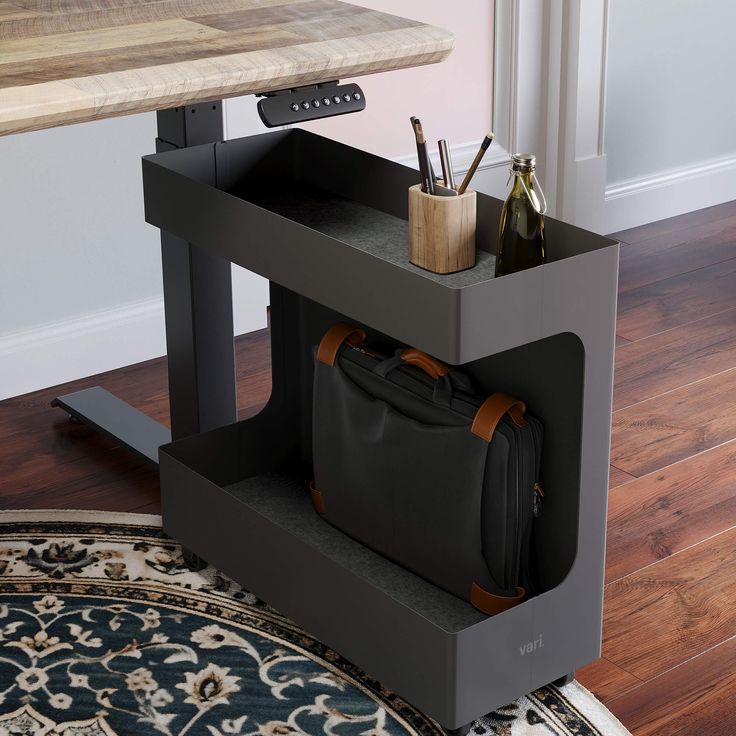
[316,323,367,367]
[399,348,451,379]
[471,392,528,442]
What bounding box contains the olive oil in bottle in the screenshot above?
[495,153,547,277]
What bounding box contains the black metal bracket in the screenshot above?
[156,101,224,149]
[256,81,365,128]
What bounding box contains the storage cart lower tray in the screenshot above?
[162,430,602,729]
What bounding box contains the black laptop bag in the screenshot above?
[310,323,544,616]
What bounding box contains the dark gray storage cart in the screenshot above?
[142,129,619,732]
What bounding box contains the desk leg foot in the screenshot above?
[444,725,471,736]
[181,546,207,571]
[51,387,171,465]
[552,671,575,687]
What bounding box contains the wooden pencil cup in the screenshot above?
[408,184,477,274]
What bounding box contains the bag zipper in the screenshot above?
[505,426,525,591]
[530,421,543,518]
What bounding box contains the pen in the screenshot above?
[458,132,494,195]
[438,139,456,189]
[411,117,435,194]
[411,116,438,188]
[416,128,435,194]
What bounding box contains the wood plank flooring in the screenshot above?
[578,199,736,733]
[1,200,736,734]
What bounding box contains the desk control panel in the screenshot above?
[257,82,365,127]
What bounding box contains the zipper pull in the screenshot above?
[533,482,544,518]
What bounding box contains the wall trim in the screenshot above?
[0,298,166,401]
[605,154,736,233]
[392,140,509,179]
[1,270,268,400]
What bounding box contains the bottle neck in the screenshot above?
[510,170,534,196]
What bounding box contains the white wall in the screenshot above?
[0,1,493,400]
[0,115,162,335]
[0,105,270,400]
[303,0,493,164]
[604,0,736,231]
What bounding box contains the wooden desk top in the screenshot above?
[0,0,453,136]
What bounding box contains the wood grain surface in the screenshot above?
[610,367,736,476]
[606,439,736,583]
[575,657,642,703]
[617,215,736,293]
[609,201,736,245]
[603,524,736,681]
[608,464,635,489]
[0,328,270,511]
[0,0,453,135]
[605,636,736,736]
[408,183,476,274]
[613,307,736,411]
[616,258,736,341]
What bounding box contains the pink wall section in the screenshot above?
[302,1,493,160]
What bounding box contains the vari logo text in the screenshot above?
[519,634,543,656]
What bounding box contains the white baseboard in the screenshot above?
[1,268,269,400]
[605,154,736,234]
[0,298,167,401]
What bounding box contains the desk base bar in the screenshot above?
[51,101,231,465]
[51,387,171,465]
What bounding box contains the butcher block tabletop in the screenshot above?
[0,0,453,136]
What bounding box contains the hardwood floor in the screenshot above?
[577,199,736,733]
[2,200,736,734]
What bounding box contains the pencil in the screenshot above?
[457,132,494,194]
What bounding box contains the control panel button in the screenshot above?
[257,83,366,127]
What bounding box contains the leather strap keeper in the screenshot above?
[471,392,527,442]
[316,323,367,367]
[309,481,326,514]
[470,581,526,615]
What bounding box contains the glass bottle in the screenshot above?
[495,153,547,277]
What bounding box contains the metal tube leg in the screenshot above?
[156,102,237,440]
[52,101,235,459]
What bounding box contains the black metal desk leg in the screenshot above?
[156,102,237,440]
[53,101,235,459]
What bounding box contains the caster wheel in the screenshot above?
[444,725,471,736]
[552,671,575,687]
[181,546,207,572]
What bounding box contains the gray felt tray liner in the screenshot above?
[225,472,487,633]
[248,184,496,288]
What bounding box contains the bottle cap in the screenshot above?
[511,153,536,173]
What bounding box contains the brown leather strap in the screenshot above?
[309,481,326,514]
[470,581,525,615]
[400,348,451,379]
[316,323,367,367]
[470,392,527,442]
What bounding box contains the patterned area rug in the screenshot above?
[0,511,630,736]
